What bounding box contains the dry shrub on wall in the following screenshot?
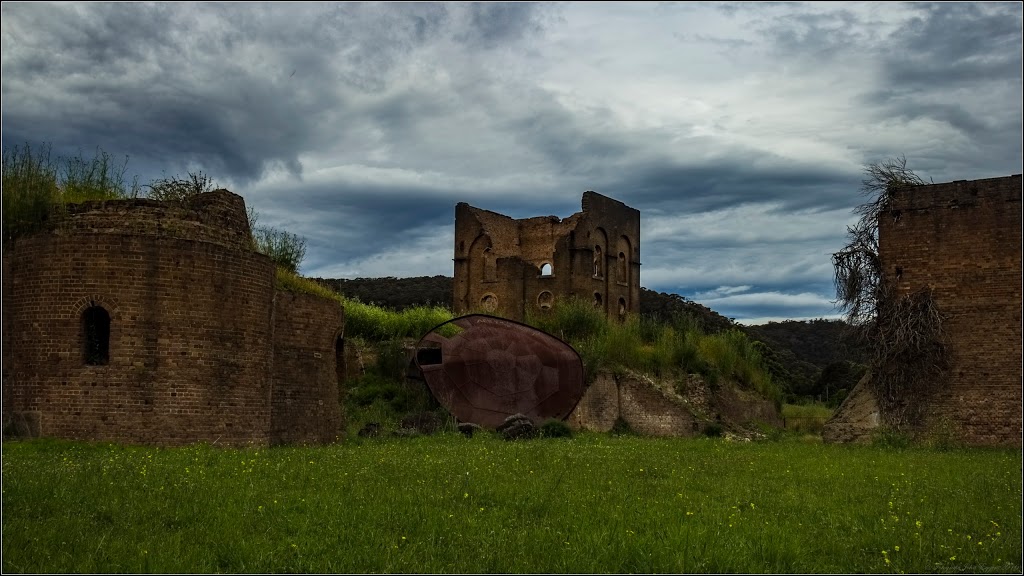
[145,171,215,202]
[832,156,948,429]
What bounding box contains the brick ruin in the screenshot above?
[453,191,640,322]
[824,174,1022,446]
[2,190,345,446]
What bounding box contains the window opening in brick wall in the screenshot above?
[484,247,497,282]
[618,297,627,318]
[540,262,553,277]
[83,305,110,365]
[481,294,498,312]
[593,245,603,277]
[593,292,603,307]
[538,290,554,310]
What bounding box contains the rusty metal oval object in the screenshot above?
[413,314,585,429]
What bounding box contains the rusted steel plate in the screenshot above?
[413,314,584,429]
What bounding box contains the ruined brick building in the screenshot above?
[2,190,345,446]
[825,174,1022,446]
[453,191,640,322]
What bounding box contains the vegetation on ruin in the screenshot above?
[526,296,780,403]
[2,436,1019,574]
[2,143,140,243]
[1,141,310,274]
[832,156,949,429]
[338,295,784,438]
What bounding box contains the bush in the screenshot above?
[2,143,60,242]
[539,419,573,438]
[703,423,724,437]
[2,143,138,243]
[145,171,215,202]
[58,146,139,203]
[346,375,423,414]
[253,226,307,274]
[610,417,634,436]
[871,426,913,449]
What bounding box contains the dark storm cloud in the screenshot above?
[2,2,1020,322]
[861,3,1022,179]
[608,155,859,215]
[885,3,1022,87]
[460,2,544,48]
[0,2,477,184]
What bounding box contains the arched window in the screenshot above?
[537,291,554,310]
[618,297,627,318]
[484,247,497,282]
[593,292,603,308]
[593,246,603,277]
[83,305,110,365]
[618,252,627,283]
[481,294,498,312]
[540,262,553,277]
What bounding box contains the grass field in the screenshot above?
[2,435,1019,574]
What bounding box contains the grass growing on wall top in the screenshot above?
[2,143,139,242]
[2,436,1020,574]
[275,268,457,339]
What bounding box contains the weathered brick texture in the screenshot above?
[453,191,641,322]
[270,292,344,445]
[568,370,780,436]
[879,174,1022,446]
[2,189,344,446]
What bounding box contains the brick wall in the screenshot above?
[567,370,780,436]
[270,291,345,445]
[2,228,275,445]
[567,372,619,432]
[878,174,1022,445]
[618,376,699,436]
[454,191,640,321]
[1,190,342,446]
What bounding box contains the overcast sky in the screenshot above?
[2,2,1021,324]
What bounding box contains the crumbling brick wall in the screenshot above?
[270,292,345,445]
[453,191,640,322]
[2,190,345,446]
[878,174,1022,445]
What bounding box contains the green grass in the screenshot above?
[274,269,459,340]
[2,143,139,242]
[2,436,1019,573]
[782,403,835,434]
[528,297,780,400]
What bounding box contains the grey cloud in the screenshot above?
[886,3,1023,88]
[458,2,544,48]
[758,8,866,63]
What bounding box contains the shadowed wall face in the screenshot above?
[453,191,640,322]
[2,190,345,446]
[878,174,1022,446]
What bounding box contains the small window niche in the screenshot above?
[537,291,554,310]
[83,305,111,365]
[539,262,553,277]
